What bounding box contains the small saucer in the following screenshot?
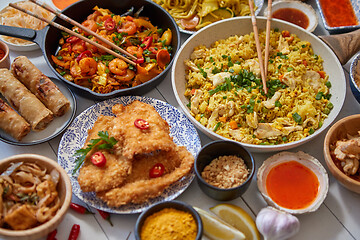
[264,0,318,32]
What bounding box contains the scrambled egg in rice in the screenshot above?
[184,29,333,145]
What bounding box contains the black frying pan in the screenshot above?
[0,0,180,99]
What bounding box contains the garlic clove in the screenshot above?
[256,207,300,240]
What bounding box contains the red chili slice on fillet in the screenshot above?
[149,163,165,178]
[134,119,149,129]
[90,152,106,167]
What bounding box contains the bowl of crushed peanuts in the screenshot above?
[134,200,203,240]
[194,140,255,201]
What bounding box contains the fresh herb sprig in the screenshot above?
[72,131,117,175]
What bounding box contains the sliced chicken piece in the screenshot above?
[334,138,360,160]
[303,70,321,91]
[229,129,245,142]
[209,72,231,87]
[190,89,203,115]
[206,108,219,130]
[263,91,282,109]
[191,48,207,59]
[282,71,300,90]
[277,35,290,54]
[246,112,258,128]
[343,158,359,175]
[254,123,302,139]
[244,59,261,77]
[184,59,199,72]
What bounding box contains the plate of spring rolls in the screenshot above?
[0,56,76,145]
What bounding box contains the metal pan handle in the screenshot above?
[0,25,46,47]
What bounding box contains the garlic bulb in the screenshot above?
[255,207,300,240]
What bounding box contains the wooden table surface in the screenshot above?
[1,0,359,239]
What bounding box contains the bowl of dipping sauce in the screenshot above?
[194,140,255,201]
[264,0,318,32]
[135,200,203,240]
[316,0,360,33]
[0,40,10,69]
[257,151,329,215]
[51,0,80,10]
[323,114,360,194]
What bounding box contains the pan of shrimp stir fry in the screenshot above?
[52,6,175,94]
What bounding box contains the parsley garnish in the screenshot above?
[72,131,117,174]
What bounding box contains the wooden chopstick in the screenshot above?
[28,0,137,61]
[248,0,267,94]
[9,3,137,66]
[264,0,272,78]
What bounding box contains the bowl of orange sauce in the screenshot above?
[316,0,360,33]
[257,151,329,215]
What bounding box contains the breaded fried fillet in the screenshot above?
[97,146,194,206]
[111,101,176,159]
[77,115,132,192]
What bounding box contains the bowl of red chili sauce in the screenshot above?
[316,0,360,33]
[0,40,10,69]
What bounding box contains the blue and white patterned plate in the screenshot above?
[58,96,201,214]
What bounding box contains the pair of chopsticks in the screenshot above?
[248,0,272,95]
[9,0,138,65]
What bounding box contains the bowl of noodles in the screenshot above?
[151,0,264,34]
[172,17,346,152]
[0,154,72,240]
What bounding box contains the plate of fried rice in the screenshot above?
[172,17,346,152]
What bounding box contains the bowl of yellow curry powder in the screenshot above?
[135,200,203,240]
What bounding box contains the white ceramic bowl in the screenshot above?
[171,17,346,152]
[257,151,329,215]
[264,0,318,32]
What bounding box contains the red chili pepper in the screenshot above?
[66,36,80,43]
[141,36,153,50]
[149,163,165,178]
[70,202,93,214]
[68,224,80,240]
[104,18,116,31]
[97,209,113,226]
[90,152,107,167]
[134,119,150,129]
[76,50,93,62]
[47,229,57,240]
[135,57,144,64]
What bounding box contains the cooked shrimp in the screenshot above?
[117,21,137,35]
[72,40,86,53]
[82,20,98,35]
[79,57,97,76]
[114,69,136,82]
[126,46,143,58]
[109,58,128,75]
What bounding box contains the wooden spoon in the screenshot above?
[319,28,360,65]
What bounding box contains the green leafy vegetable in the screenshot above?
[72,131,118,175]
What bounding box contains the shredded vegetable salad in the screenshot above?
[52,6,172,94]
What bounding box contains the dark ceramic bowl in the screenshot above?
[194,140,255,201]
[350,52,360,104]
[134,200,203,240]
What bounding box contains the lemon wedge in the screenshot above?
[210,203,261,240]
[194,206,245,240]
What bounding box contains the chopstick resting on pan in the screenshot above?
[264,0,272,78]
[28,0,137,62]
[248,0,267,94]
[9,3,137,66]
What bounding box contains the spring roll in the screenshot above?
[11,56,70,116]
[0,69,53,131]
[0,98,30,141]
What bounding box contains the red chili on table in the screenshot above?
[68,224,80,240]
[134,119,149,129]
[90,151,107,167]
[70,202,93,214]
[97,209,113,226]
[47,229,57,240]
[149,163,165,178]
